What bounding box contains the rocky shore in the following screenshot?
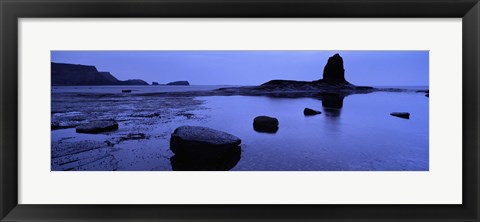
[51,53,428,171]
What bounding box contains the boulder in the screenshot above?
[76,120,119,133]
[121,90,132,93]
[390,112,410,119]
[304,108,322,116]
[323,53,348,85]
[253,116,279,133]
[170,126,241,160]
[152,81,159,85]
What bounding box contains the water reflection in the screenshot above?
[253,125,279,134]
[320,93,344,117]
[170,146,241,171]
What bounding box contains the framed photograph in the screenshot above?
[1,0,479,221]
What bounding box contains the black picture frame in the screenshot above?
[1,0,479,221]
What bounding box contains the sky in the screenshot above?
[51,51,429,86]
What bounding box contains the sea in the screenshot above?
[51,85,429,171]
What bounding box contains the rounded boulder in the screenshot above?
[253,116,279,133]
[170,125,241,160]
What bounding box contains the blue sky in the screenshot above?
[51,51,429,86]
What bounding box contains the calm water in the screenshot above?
[51,86,428,171]
[51,85,233,94]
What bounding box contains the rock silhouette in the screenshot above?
[224,53,371,97]
[304,108,322,116]
[51,62,148,86]
[322,53,349,85]
[167,81,190,86]
[390,112,410,119]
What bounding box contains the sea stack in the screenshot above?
[322,53,349,85]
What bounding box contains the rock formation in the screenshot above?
[167,81,190,86]
[51,62,148,86]
[322,53,349,85]
[390,112,410,119]
[252,53,362,95]
[304,108,322,116]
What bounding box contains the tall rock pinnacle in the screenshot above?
[323,53,348,85]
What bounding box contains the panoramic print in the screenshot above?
[51,51,429,171]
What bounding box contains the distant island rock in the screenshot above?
[166,81,190,86]
[51,62,148,86]
[212,53,376,97]
[258,53,358,91]
[152,82,159,85]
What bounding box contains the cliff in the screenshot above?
[51,62,148,86]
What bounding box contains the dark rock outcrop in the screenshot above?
[121,79,149,85]
[304,108,322,116]
[322,53,349,85]
[76,120,119,133]
[152,82,159,85]
[251,54,370,96]
[121,90,132,93]
[170,126,241,161]
[51,62,148,86]
[390,112,410,119]
[167,81,190,86]
[253,116,279,133]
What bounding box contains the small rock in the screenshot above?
[170,126,241,160]
[304,108,322,116]
[76,120,119,133]
[425,93,429,97]
[390,112,410,119]
[253,116,279,133]
[121,90,132,93]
